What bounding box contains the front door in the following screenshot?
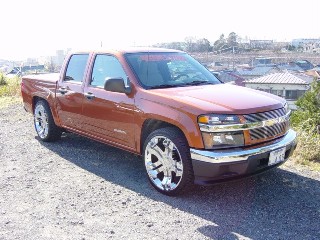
[81,54,135,149]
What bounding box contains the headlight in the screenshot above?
[198,114,244,149]
[198,114,240,125]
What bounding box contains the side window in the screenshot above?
[64,54,89,82]
[91,55,127,87]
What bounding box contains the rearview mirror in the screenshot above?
[104,77,132,94]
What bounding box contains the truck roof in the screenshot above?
[71,47,184,55]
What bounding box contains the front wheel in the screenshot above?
[143,127,194,196]
[34,100,62,142]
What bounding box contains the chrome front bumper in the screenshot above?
[191,129,297,164]
[190,129,297,184]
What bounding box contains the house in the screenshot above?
[244,72,314,110]
[305,69,320,80]
[277,62,304,72]
[237,66,281,79]
[295,60,314,71]
[291,38,320,52]
[250,40,274,49]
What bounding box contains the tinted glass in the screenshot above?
[125,52,221,89]
[91,55,127,87]
[64,54,89,82]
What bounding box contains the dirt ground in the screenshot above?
[1,104,319,240]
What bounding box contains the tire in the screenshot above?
[34,100,62,142]
[143,127,194,196]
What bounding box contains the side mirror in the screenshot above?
[104,77,132,94]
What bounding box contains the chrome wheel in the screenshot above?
[145,136,183,191]
[34,104,49,139]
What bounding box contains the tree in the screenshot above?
[185,36,197,52]
[45,57,57,73]
[291,78,320,132]
[195,38,211,52]
[213,34,226,52]
[227,32,238,48]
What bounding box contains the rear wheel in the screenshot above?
[143,127,194,196]
[34,100,62,142]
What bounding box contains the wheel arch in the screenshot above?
[140,119,189,154]
[32,96,61,127]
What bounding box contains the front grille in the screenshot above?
[249,122,289,140]
[244,108,289,141]
[244,108,286,123]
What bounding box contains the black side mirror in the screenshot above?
[104,77,132,94]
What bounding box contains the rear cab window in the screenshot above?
[64,54,89,83]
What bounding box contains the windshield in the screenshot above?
[125,52,221,89]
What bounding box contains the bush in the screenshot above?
[291,79,320,132]
[291,78,320,167]
[0,73,7,85]
[292,127,320,166]
[0,74,21,97]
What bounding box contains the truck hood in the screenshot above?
[145,84,285,114]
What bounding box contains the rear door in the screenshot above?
[81,54,135,149]
[56,54,89,130]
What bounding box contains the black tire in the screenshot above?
[34,100,62,142]
[143,127,194,196]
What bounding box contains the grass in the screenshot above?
[0,96,22,108]
[291,127,320,171]
[0,73,21,108]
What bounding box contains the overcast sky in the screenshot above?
[1,0,319,60]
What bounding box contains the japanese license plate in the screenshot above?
[268,147,286,166]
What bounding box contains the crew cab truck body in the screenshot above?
[21,48,297,195]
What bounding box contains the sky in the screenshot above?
[0,0,319,60]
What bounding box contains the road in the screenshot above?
[0,104,319,240]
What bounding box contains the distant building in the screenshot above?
[295,60,314,71]
[291,38,320,52]
[305,69,320,80]
[277,62,304,72]
[55,50,65,67]
[250,40,274,49]
[252,57,274,66]
[237,66,281,79]
[244,72,314,110]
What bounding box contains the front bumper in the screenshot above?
[190,129,297,185]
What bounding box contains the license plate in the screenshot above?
[268,147,286,166]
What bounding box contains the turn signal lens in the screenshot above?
[198,115,209,124]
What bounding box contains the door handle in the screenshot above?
[58,87,68,94]
[84,92,95,100]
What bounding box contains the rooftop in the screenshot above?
[244,72,314,85]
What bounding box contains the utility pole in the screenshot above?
[232,46,235,71]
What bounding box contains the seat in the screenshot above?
[139,61,164,87]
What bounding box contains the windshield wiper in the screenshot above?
[148,84,179,89]
[183,80,212,86]
[148,81,213,89]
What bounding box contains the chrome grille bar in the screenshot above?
[244,108,286,123]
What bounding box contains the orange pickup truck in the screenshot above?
[21,48,297,195]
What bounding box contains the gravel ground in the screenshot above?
[0,104,320,240]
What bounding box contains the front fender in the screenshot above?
[136,99,204,151]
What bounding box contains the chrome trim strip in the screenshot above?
[199,111,291,133]
[190,129,297,164]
